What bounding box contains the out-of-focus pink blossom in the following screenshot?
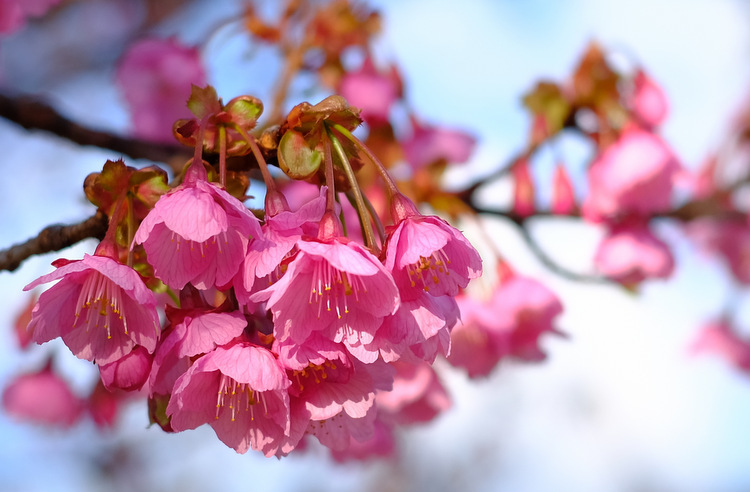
[88,380,122,429]
[0,0,62,35]
[402,117,476,169]
[512,158,535,217]
[134,161,262,290]
[167,343,291,456]
[13,294,35,349]
[116,37,206,143]
[687,218,750,285]
[631,69,669,129]
[99,345,152,392]
[448,276,563,377]
[551,163,576,215]
[339,57,400,124]
[690,318,750,372]
[583,128,680,222]
[2,363,83,427]
[376,360,450,425]
[330,416,396,462]
[24,253,160,365]
[594,222,674,285]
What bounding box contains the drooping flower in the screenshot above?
[384,193,482,301]
[167,342,291,456]
[147,306,248,396]
[116,37,207,143]
[330,416,396,462]
[24,254,160,365]
[134,161,262,290]
[375,360,450,425]
[373,293,459,363]
[582,127,680,222]
[594,222,674,285]
[402,117,476,169]
[2,363,83,428]
[253,217,400,363]
[448,276,564,377]
[241,187,327,287]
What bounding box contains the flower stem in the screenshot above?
[126,194,135,268]
[233,123,276,192]
[323,137,336,213]
[331,123,400,198]
[326,126,379,253]
[218,124,227,188]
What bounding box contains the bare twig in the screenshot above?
[0,212,108,272]
[0,93,190,165]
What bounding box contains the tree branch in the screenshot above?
[0,212,108,272]
[0,93,190,164]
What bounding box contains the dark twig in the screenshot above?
[0,93,190,164]
[0,212,108,272]
[512,217,610,284]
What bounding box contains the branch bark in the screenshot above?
[0,212,108,272]
[0,93,190,164]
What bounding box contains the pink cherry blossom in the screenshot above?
[116,37,207,143]
[167,342,291,456]
[306,404,378,452]
[253,237,400,363]
[402,118,476,169]
[88,380,123,429]
[2,363,83,427]
[690,318,750,372]
[551,163,576,215]
[147,308,247,396]
[134,162,262,290]
[686,218,750,285]
[631,69,669,129]
[582,128,680,222]
[99,345,152,392]
[594,222,674,285]
[374,293,459,363]
[24,253,160,365]
[339,57,400,124]
[0,0,61,35]
[242,187,327,285]
[376,360,450,425]
[330,416,396,462]
[447,293,504,377]
[385,193,482,301]
[448,276,563,377]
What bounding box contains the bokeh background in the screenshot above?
[2,1,750,491]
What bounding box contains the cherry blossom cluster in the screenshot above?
[4,1,569,459]
[9,77,492,457]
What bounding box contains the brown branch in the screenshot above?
[513,217,610,284]
[0,93,190,164]
[0,212,108,272]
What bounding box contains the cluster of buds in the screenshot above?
[17,87,482,457]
